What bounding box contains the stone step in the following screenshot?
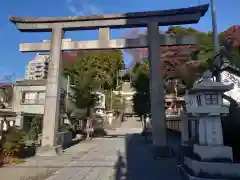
[178,164,239,180]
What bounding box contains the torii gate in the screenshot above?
[9,4,208,154]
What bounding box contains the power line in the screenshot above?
[0,73,16,82]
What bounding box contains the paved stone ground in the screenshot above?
[45,119,181,180]
[0,139,100,180]
[0,118,181,180]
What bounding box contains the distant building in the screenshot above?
[0,83,13,109]
[25,53,50,80]
[12,78,66,131]
[0,83,16,132]
[0,77,85,133]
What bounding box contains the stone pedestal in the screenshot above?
[195,116,233,161]
[193,144,233,161]
[36,145,63,156]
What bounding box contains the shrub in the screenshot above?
[2,127,26,158]
[28,115,42,141]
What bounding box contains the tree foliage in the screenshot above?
[123,25,240,90]
[125,25,240,120]
[28,115,42,141]
[167,26,240,80]
[131,59,150,116]
[63,50,124,114]
[2,127,26,157]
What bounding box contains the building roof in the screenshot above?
[221,63,240,77]
[0,109,17,117]
[0,83,13,88]
[15,79,46,86]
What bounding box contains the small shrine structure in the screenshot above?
[179,71,240,180]
[185,70,233,160]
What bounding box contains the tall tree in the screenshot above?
[131,59,150,118]
[63,50,124,115]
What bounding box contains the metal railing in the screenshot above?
[166,118,181,132]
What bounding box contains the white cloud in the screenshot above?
[66,0,103,16]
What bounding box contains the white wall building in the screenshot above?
[220,66,240,105]
[25,53,50,80]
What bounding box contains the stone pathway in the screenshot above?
[45,119,142,180]
[45,119,181,180]
[0,139,100,180]
[0,119,181,180]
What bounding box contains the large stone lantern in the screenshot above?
[185,70,234,161]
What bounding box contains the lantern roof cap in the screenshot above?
[189,70,233,94]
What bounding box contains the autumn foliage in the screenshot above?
[123,26,240,88]
[62,25,240,89]
[123,28,197,80]
[224,25,240,48]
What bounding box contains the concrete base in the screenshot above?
[152,146,174,159]
[36,145,63,156]
[178,165,235,180]
[193,144,233,161]
[181,156,240,180]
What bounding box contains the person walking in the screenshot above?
[86,118,94,140]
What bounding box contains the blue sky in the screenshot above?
[0,0,239,80]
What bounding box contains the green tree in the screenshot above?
[28,115,42,141]
[131,59,150,122]
[167,26,214,62]
[2,127,26,158]
[167,25,240,89]
[63,50,124,116]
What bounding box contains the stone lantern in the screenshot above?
[185,70,234,161]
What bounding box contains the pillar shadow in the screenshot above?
[114,131,181,180]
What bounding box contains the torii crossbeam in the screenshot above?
[9,4,208,155]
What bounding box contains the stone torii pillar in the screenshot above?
[41,26,64,149]
[148,22,166,147]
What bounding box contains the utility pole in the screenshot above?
[211,0,220,54]
[211,0,221,82]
